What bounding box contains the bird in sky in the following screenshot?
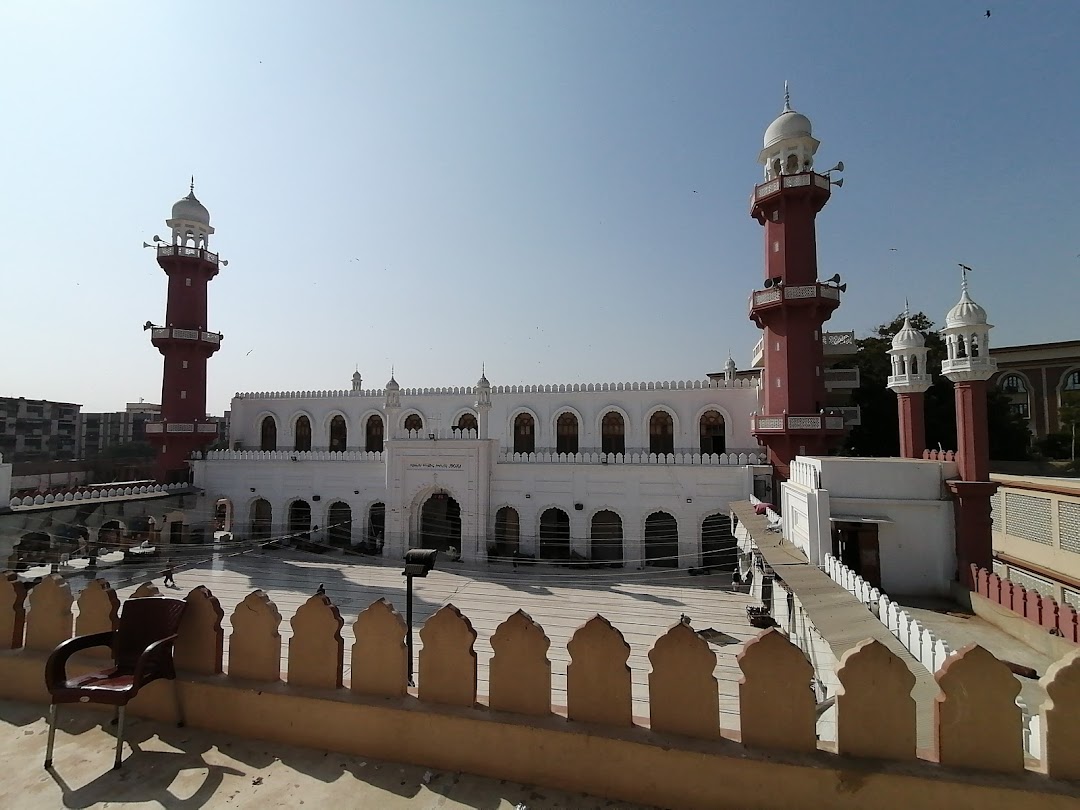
[889,248,898,252]
[985,9,991,18]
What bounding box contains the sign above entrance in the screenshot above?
[407,462,463,471]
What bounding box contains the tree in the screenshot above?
[842,312,1030,461]
[1060,392,1080,463]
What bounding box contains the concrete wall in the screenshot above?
[989,476,1080,608]
[4,580,1080,802]
[783,455,958,596]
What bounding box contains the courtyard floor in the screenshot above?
[62,547,759,724]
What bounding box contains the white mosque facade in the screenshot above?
[193,370,771,569]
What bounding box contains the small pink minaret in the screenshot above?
[887,304,932,458]
[939,268,998,588]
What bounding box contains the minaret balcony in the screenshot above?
[751,413,847,434]
[144,421,218,436]
[156,244,219,265]
[886,373,932,394]
[749,282,842,320]
[150,327,223,354]
[941,356,997,383]
[750,171,831,217]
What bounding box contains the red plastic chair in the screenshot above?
[44,596,187,770]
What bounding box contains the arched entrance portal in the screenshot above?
[419,493,461,553]
[590,510,623,566]
[701,514,736,571]
[366,502,385,554]
[288,500,312,542]
[644,512,678,568]
[539,508,571,561]
[214,498,233,533]
[327,501,352,547]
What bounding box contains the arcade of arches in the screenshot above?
[239,499,732,568]
[254,410,726,454]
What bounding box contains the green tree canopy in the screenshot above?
[842,312,1030,461]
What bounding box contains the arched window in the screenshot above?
[539,507,570,561]
[259,416,277,451]
[1064,370,1080,392]
[1000,374,1031,420]
[644,512,678,568]
[294,416,312,452]
[1001,374,1027,393]
[404,414,423,433]
[785,153,799,174]
[494,506,520,556]
[329,415,347,452]
[455,412,478,435]
[365,415,383,452]
[910,355,919,375]
[601,411,625,455]
[327,501,352,546]
[513,413,535,454]
[250,499,272,541]
[590,510,623,566]
[649,410,674,455]
[699,410,726,455]
[556,412,578,455]
[771,158,781,178]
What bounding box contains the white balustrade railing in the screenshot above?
[202,450,384,462]
[9,481,188,509]
[497,451,763,466]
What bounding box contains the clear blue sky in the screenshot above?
[2,1,1077,415]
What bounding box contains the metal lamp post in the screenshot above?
[402,549,438,686]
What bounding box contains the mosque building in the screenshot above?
[154,89,994,580]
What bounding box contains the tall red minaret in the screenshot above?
[145,181,224,483]
[749,85,845,480]
[940,268,998,588]
[887,305,932,458]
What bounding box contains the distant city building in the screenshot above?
[0,397,81,461]
[989,340,1080,441]
[79,402,161,457]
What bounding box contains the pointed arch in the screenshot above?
[644,511,678,568]
[598,406,629,455]
[258,415,277,451]
[699,409,727,455]
[249,498,273,540]
[494,506,520,556]
[511,409,537,454]
[646,407,677,455]
[364,413,384,452]
[327,414,347,451]
[538,507,570,561]
[292,413,312,451]
[590,510,623,566]
[555,410,580,455]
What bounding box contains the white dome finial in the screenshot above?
[784,80,791,112]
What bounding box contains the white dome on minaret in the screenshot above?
[887,304,932,394]
[171,188,210,226]
[759,83,821,180]
[891,311,926,351]
[941,268,996,382]
[166,177,215,249]
[944,277,989,329]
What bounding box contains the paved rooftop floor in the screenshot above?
[59,547,758,724]
[0,699,658,809]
